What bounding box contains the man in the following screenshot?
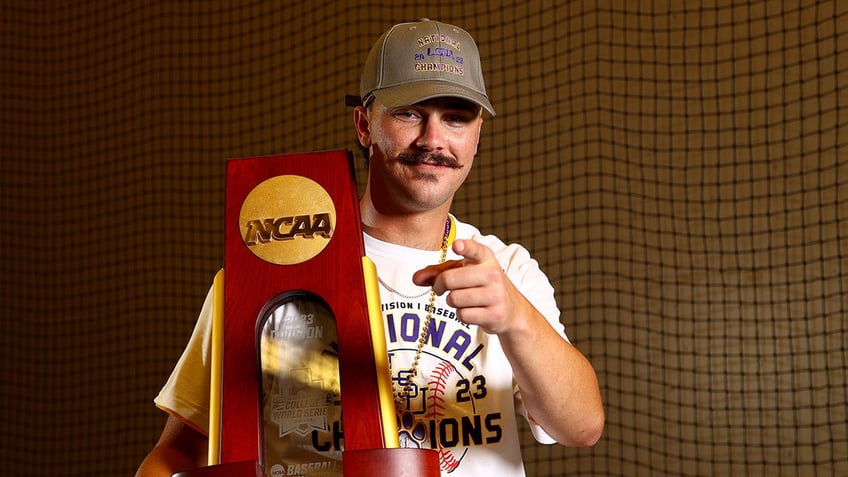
[136,18,603,477]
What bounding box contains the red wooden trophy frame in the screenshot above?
[173,150,438,476]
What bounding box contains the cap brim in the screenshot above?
[371,80,495,116]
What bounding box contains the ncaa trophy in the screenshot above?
[173,150,439,477]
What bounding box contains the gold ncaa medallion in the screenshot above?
[239,175,336,265]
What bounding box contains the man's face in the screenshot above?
[355,97,484,215]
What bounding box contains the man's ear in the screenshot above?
[353,106,371,148]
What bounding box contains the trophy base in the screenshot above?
[342,448,441,477]
[171,460,261,477]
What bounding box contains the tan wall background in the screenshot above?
[1,1,846,476]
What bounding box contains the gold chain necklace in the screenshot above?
[377,276,431,299]
[390,217,452,411]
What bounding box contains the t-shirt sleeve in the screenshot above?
[153,279,216,435]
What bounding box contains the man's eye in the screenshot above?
[394,110,418,119]
[446,114,473,124]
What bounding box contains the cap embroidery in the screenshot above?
[414,62,464,75]
[417,34,461,50]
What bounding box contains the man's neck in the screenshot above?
[360,203,451,251]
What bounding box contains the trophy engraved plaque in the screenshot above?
[176,150,439,477]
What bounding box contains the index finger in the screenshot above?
[452,239,490,264]
[412,260,463,288]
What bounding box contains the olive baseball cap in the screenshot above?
[357,19,495,116]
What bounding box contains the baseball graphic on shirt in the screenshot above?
[392,351,475,473]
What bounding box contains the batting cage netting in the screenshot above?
[1,2,845,476]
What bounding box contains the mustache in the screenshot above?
[397,152,464,169]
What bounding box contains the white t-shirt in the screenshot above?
[155,216,567,477]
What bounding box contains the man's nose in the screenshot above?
[414,117,445,151]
